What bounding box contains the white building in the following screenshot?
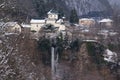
[30,10,65,33]
[30,19,45,32]
[79,18,95,27]
[99,19,113,27]
[3,22,22,33]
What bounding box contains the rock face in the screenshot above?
[0,31,119,80]
[61,0,111,15]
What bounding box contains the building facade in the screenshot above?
[30,10,65,33]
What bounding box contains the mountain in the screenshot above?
[61,0,112,16]
[0,0,117,22]
[108,0,120,8]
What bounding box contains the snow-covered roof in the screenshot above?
[99,19,113,23]
[21,24,31,28]
[56,19,63,23]
[81,29,89,32]
[47,9,58,14]
[30,19,45,24]
[79,18,95,21]
[4,22,18,27]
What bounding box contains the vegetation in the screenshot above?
[38,37,51,65]
[58,8,65,19]
[42,24,56,32]
[38,37,51,52]
[70,39,81,52]
[33,0,47,18]
[37,33,82,64]
[86,42,106,67]
[31,30,37,33]
[69,9,79,23]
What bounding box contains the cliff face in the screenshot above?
[61,0,111,15]
[0,32,119,80]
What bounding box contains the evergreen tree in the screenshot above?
[69,9,79,23]
[58,8,64,19]
[33,0,46,18]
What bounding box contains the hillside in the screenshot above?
[0,33,119,80]
[108,0,120,7]
[0,0,115,22]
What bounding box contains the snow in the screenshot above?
[109,32,118,36]
[56,19,63,23]
[5,33,18,36]
[47,9,53,14]
[98,30,109,35]
[5,22,17,27]
[47,9,58,14]
[99,19,113,23]
[79,18,95,21]
[81,29,89,32]
[104,49,117,63]
[83,40,97,42]
[30,19,45,24]
[106,49,114,56]
[0,2,5,7]
[21,24,31,28]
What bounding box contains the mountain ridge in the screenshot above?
[0,0,119,22]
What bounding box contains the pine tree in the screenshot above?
[69,9,79,23]
[58,8,64,19]
[34,0,46,18]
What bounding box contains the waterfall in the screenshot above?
[51,47,59,80]
[51,47,55,80]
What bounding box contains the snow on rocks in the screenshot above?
[104,49,118,63]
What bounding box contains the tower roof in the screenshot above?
[47,9,58,15]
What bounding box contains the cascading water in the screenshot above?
[51,47,55,80]
[51,46,60,80]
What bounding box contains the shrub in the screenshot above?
[38,37,51,65]
[31,30,37,33]
[70,39,81,52]
[86,42,105,67]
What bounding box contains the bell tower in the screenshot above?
[47,10,58,20]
